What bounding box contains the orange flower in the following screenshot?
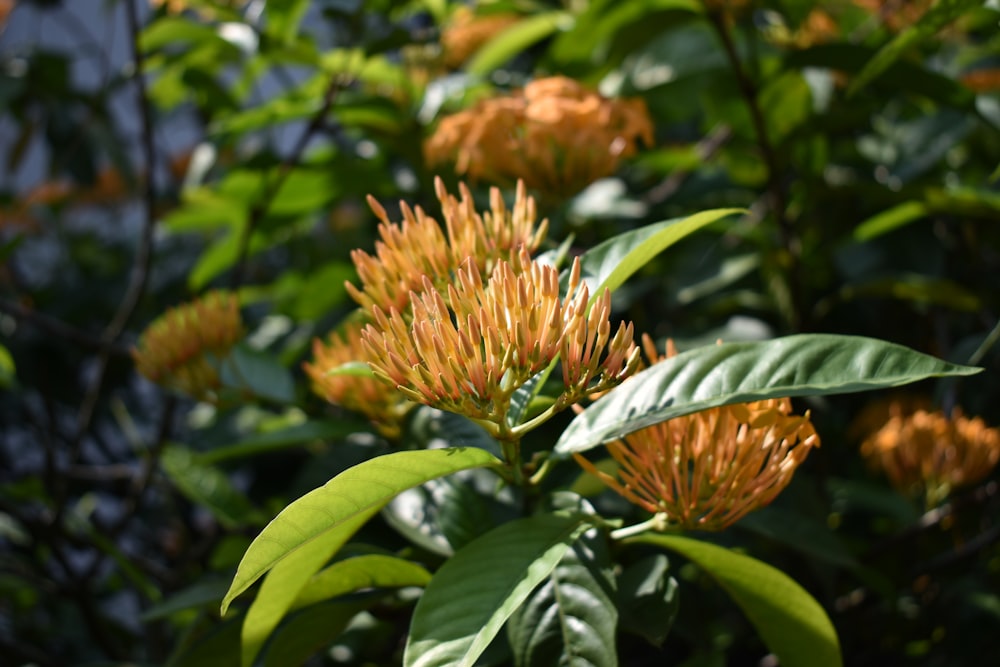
[132,291,243,401]
[440,6,520,69]
[360,249,638,432]
[859,399,1000,506]
[424,76,654,197]
[346,177,547,316]
[575,336,819,530]
[303,321,413,439]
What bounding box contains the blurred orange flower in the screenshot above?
[859,399,1000,506]
[424,76,654,197]
[575,336,819,530]
[132,291,243,401]
[303,321,412,439]
[346,177,547,316]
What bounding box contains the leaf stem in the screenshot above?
[610,514,671,541]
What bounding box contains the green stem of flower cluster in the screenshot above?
[609,514,672,541]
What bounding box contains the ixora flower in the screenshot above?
[132,291,243,401]
[424,76,654,197]
[346,177,547,316]
[575,337,819,531]
[858,399,1000,506]
[360,249,638,435]
[303,321,412,439]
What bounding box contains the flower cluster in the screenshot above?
[576,336,819,530]
[858,398,1000,506]
[360,249,638,431]
[303,321,412,439]
[424,76,654,197]
[345,178,547,316]
[132,290,243,401]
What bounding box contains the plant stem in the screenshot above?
[610,514,671,540]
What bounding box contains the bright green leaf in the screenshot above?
[404,514,590,667]
[223,449,501,666]
[0,343,15,389]
[292,555,431,611]
[567,208,744,299]
[853,201,928,241]
[467,12,573,75]
[634,534,841,667]
[555,334,981,455]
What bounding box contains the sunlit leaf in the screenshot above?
[556,334,981,455]
[404,514,590,667]
[566,208,744,298]
[292,555,431,610]
[633,534,841,667]
[222,449,501,667]
[853,201,928,241]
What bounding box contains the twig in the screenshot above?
[72,0,159,446]
[0,298,131,356]
[229,76,346,288]
[706,10,804,329]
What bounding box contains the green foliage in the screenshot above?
[4,0,999,666]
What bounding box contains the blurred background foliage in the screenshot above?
[0,0,999,665]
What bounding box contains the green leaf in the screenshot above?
[853,201,928,241]
[218,344,296,404]
[161,444,265,529]
[567,209,743,299]
[848,0,985,97]
[759,71,812,144]
[616,554,679,646]
[467,12,572,75]
[168,614,242,667]
[223,449,501,666]
[737,507,859,570]
[555,334,982,455]
[261,600,367,667]
[404,514,591,667]
[292,555,432,610]
[634,535,841,667]
[508,536,617,667]
[142,578,231,621]
[197,420,363,465]
[0,343,15,389]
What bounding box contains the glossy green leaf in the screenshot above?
[853,201,928,241]
[848,0,984,96]
[404,514,590,667]
[616,554,679,646]
[161,445,265,529]
[556,334,981,455]
[467,12,572,75]
[223,448,501,666]
[508,536,617,667]
[292,555,431,610]
[567,208,743,299]
[634,534,841,667]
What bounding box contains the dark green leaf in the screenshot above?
[556,334,981,455]
[508,535,618,667]
[404,515,590,667]
[633,534,841,667]
[197,420,363,465]
[142,579,232,622]
[161,444,265,529]
[737,507,859,570]
[218,344,296,404]
[849,0,984,96]
[617,554,679,646]
[262,600,368,667]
